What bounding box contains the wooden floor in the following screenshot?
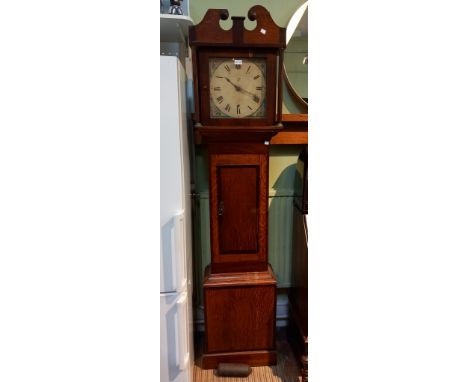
[193,328,301,382]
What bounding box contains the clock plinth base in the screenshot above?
[202,265,277,369]
[202,349,277,369]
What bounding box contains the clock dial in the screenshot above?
[209,58,266,119]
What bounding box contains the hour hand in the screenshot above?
[217,76,260,103]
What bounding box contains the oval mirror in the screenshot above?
[284,1,308,107]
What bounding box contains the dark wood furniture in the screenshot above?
[288,147,308,381]
[189,5,285,369]
[271,114,308,144]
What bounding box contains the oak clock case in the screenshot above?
[189,5,285,369]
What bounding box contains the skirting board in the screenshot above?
[194,291,289,332]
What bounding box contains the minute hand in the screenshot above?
[237,86,260,103]
[223,77,260,103]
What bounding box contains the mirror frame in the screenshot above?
[284,1,308,109]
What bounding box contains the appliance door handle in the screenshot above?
[173,211,187,293]
[176,291,189,371]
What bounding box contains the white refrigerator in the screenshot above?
[160,56,193,382]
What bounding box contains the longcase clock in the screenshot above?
[189,6,286,369]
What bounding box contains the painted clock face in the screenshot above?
[209,57,267,119]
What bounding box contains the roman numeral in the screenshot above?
[253,75,260,80]
[236,104,241,114]
[216,96,224,104]
[224,65,230,72]
[225,104,231,112]
[256,86,263,90]
[248,106,253,110]
[246,65,251,74]
[214,86,221,91]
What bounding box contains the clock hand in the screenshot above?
[236,87,260,103]
[222,77,241,91]
[221,77,260,103]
